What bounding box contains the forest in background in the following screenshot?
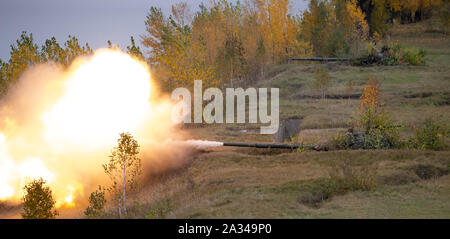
[1,0,449,94]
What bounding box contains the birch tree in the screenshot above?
[103,132,142,218]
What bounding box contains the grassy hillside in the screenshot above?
[114,20,450,219]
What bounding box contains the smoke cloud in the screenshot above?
[0,49,194,217]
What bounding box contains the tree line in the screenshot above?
[141,0,448,91]
[0,33,143,96]
[1,0,448,95]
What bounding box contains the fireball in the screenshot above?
[0,49,164,211]
[42,50,151,150]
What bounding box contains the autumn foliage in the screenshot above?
[302,0,369,57]
[355,78,401,149]
[141,0,308,90]
[1,0,447,94]
[141,0,447,90]
[360,78,380,109]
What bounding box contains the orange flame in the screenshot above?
[0,49,174,212]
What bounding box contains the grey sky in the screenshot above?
[0,0,308,61]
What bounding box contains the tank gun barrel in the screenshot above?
[223,142,316,150]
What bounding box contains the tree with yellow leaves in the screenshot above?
[252,0,305,63]
[354,77,400,149]
[302,0,369,57]
[139,1,316,90]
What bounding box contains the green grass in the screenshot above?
[126,149,450,219]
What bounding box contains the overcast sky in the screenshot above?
[0,0,309,61]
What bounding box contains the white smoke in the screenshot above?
[163,139,224,149]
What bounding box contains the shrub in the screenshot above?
[299,161,377,208]
[408,164,449,180]
[21,178,58,219]
[380,43,426,66]
[145,198,172,219]
[295,142,312,153]
[408,119,447,150]
[298,185,330,208]
[328,130,354,150]
[84,186,107,219]
[380,42,404,65]
[363,123,402,149]
[379,171,419,185]
[326,161,377,193]
[355,42,426,66]
[354,78,401,149]
[361,41,377,57]
[403,47,426,65]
